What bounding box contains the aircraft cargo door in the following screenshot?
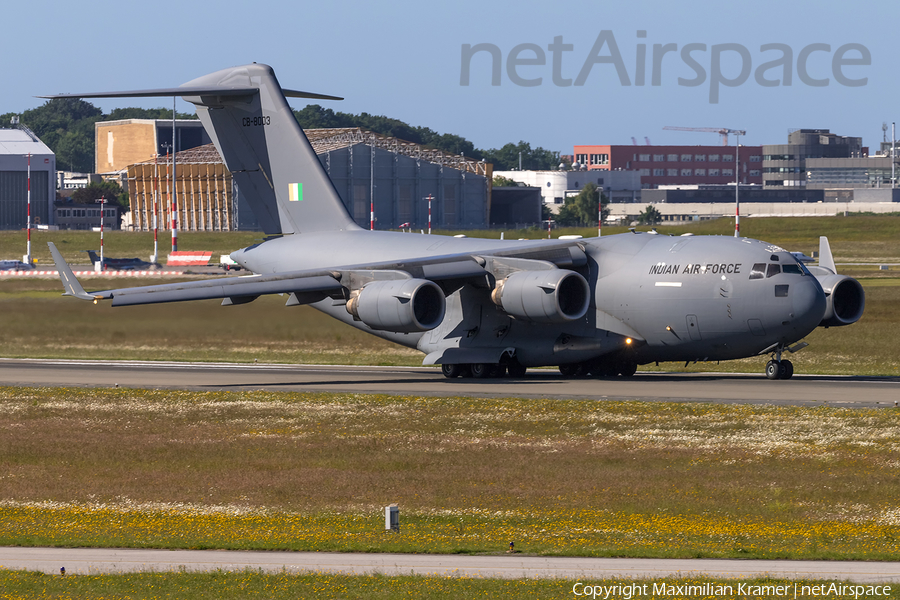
[686,314,701,341]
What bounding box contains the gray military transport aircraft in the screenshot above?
[43,63,865,380]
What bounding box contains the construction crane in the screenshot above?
[662,126,748,238]
[662,126,746,146]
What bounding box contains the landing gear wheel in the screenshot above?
[559,364,578,377]
[591,362,617,378]
[507,362,527,378]
[617,361,637,377]
[441,363,460,378]
[470,363,491,379]
[765,360,781,380]
[780,360,794,380]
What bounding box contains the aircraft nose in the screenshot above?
[791,276,827,332]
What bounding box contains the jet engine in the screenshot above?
[346,278,446,333]
[491,269,590,323]
[817,274,865,327]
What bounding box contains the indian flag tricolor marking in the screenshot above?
[288,182,303,202]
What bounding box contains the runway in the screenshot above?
[2,547,900,583]
[0,358,898,407]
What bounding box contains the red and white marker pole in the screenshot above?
[171,97,178,251]
[427,194,433,234]
[598,196,602,237]
[96,197,108,272]
[25,153,31,265]
[152,155,159,262]
[172,148,178,252]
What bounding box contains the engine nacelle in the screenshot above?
[817,273,865,327]
[346,278,445,333]
[491,269,590,323]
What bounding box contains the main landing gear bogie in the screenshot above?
[559,359,637,379]
[442,358,637,380]
[442,360,521,379]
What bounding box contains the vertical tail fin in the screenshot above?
[39,63,355,236]
[180,64,359,235]
[86,250,100,264]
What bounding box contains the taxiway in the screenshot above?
[2,547,899,582]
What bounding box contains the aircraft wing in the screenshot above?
[51,242,345,307]
[49,239,586,308]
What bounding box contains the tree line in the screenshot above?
[1,100,196,174]
[3,99,562,174]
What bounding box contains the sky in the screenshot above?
[2,0,897,154]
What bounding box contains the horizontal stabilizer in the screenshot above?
[284,89,344,101]
[39,87,341,101]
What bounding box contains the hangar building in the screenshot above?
[0,127,56,230]
[123,127,492,231]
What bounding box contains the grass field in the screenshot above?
[2,571,893,600]
[2,387,899,561]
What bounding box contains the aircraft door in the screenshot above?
[686,314,701,341]
[747,319,766,337]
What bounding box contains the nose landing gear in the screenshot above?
[765,344,794,380]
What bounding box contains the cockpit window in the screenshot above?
[782,264,803,275]
[766,264,781,278]
[749,263,766,280]
[791,256,812,276]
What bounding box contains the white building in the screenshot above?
[0,127,56,229]
[58,171,102,190]
[494,169,641,208]
[605,200,900,226]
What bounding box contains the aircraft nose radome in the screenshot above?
[792,277,827,332]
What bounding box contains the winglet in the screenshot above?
[48,242,101,301]
[818,236,837,274]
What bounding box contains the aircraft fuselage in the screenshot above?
[234,230,826,368]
